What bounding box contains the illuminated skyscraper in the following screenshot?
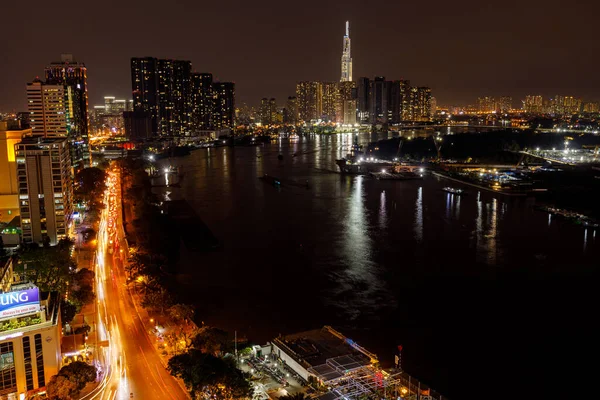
[16,136,72,245]
[213,82,235,129]
[26,80,67,137]
[284,97,299,125]
[340,21,352,82]
[322,82,339,122]
[191,73,214,131]
[44,54,90,169]
[296,82,323,122]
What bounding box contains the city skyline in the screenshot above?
[1,1,600,111]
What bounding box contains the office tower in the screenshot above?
[498,96,512,113]
[131,57,159,134]
[284,97,299,125]
[340,21,353,82]
[0,122,31,222]
[523,95,544,113]
[213,82,235,130]
[322,83,339,122]
[26,80,67,137]
[338,81,357,125]
[191,73,214,131]
[296,82,323,122]
[357,77,370,123]
[44,54,90,169]
[15,137,72,246]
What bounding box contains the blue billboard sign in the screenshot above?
[0,288,41,319]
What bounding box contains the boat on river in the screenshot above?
[442,187,466,195]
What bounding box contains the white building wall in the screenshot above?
[272,343,310,381]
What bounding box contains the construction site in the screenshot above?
[244,326,446,400]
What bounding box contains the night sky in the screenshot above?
[2,0,599,111]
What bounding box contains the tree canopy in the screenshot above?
[46,361,97,399]
[16,238,76,294]
[168,350,250,400]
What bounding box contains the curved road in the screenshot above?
[86,167,189,400]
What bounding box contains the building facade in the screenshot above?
[296,82,323,123]
[15,137,72,246]
[26,81,67,138]
[0,124,31,223]
[0,266,62,400]
[44,54,90,169]
[191,73,214,131]
[213,82,235,130]
[132,58,234,135]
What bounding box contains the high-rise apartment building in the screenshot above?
[284,97,299,125]
[477,96,496,113]
[15,137,72,246]
[498,96,512,113]
[213,82,235,130]
[338,81,357,125]
[191,73,214,131]
[583,102,599,113]
[259,98,278,125]
[45,54,90,169]
[131,57,159,134]
[523,95,544,113]
[296,82,323,122]
[357,77,370,123]
[156,59,192,136]
[322,83,340,122]
[340,21,353,82]
[132,58,233,134]
[26,80,67,137]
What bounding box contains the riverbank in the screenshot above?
[431,171,529,196]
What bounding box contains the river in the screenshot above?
[154,133,599,400]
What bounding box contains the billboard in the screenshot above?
[0,288,41,319]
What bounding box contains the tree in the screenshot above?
[59,361,97,390]
[17,238,76,294]
[76,167,107,202]
[47,361,96,399]
[47,374,78,400]
[141,285,173,314]
[61,299,78,325]
[192,326,232,357]
[169,304,195,323]
[71,286,95,308]
[168,350,251,400]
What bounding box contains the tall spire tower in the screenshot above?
[340,21,352,82]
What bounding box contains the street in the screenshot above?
[84,166,189,400]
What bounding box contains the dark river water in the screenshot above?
[155,133,599,400]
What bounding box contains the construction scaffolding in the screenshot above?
[314,365,446,400]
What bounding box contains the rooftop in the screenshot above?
[273,326,371,375]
